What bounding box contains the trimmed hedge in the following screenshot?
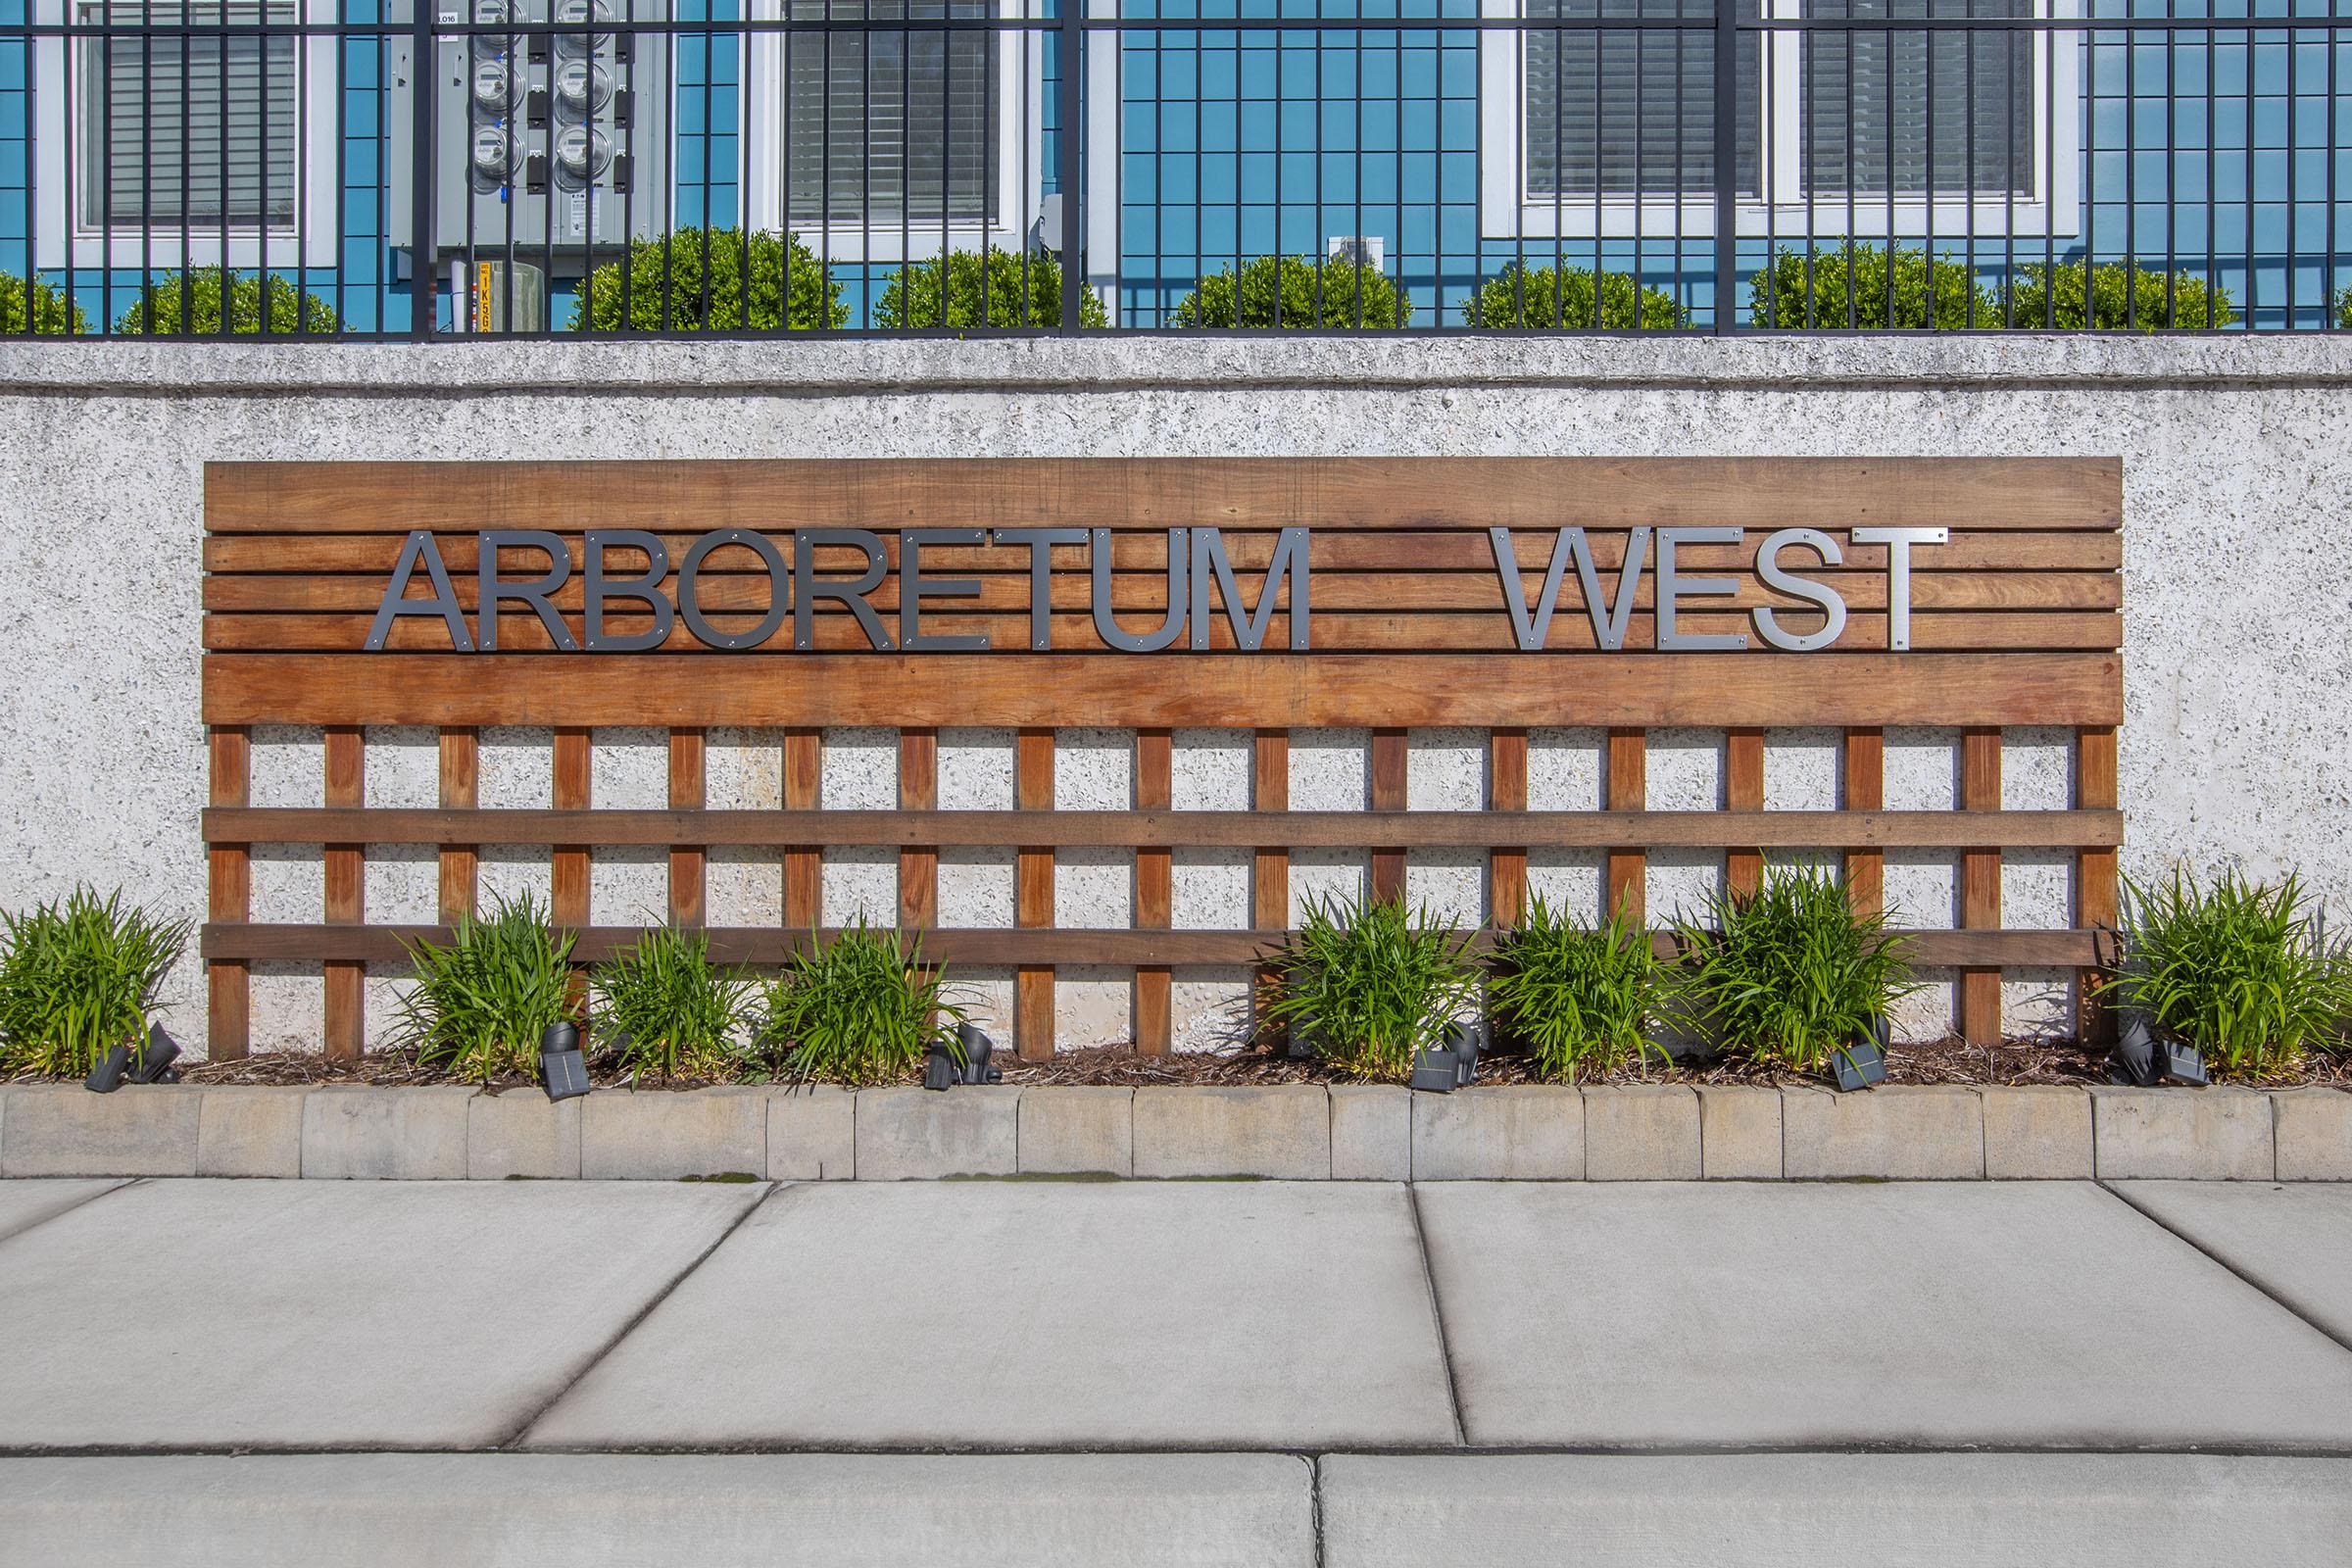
[1173,254,1413,328]
[2002,260,2237,330]
[569,227,847,331]
[115,268,339,335]
[1750,242,1995,329]
[872,248,1106,329]
[1465,263,1686,329]
[0,275,89,336]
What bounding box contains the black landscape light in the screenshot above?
[84,1045,131,1094]
[2110,1012,2161,1086]
[128,1023,181,1085]
[956,1022,1003,1085]
[1446,1019,1486,1086]
[923,1036,960,1092]
[1831,1017,1890,1093]
[540,1021,591,1102]
[1283,1021,1319,1061]
[1408,1047,1460,1094]
[2154,1037,2210,1086]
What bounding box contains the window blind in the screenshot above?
[79,0,299,230]
[784,0,998,226]
[1800,0,2034,197]
[1523,0,1758,200]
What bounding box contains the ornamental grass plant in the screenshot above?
[760,922,964,1086]
[590,925,755,1082]
[2111,867,2351,1079]
[1262,894,1480,1082]
[1487,897,1672,1083]
[0,887,189,1079]
[1669,864,1917,1077]
[393,893,576,1084]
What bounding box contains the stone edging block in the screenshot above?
[857,1086,1020,1180]
[0,1084,200,1177]
[1783,1085,1984,1180]
[2091,1087,2277,1181]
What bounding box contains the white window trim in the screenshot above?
[1478,0,2080,240]
[33,0,340,270]
[745,0,1118,270]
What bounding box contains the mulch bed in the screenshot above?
[145,1037,2352,1093]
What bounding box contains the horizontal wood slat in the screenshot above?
[202,653,2125,727]
[204,457,2123,533]
[200,922,2102,968]
[202,806,2125,851]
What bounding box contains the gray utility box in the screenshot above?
[391,0,670,259]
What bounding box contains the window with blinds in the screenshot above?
[1522,0,1758,200]
[1801,0,2034,197]
[784,0,999,226]
[75,0,300,231]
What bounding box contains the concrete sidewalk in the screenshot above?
[3,1177,2351,1564]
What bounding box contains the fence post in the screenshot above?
[1712,0,1740,333]
[409,0,437,340]
[1057,0,1085,333]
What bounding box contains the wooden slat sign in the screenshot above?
[200,458,2125,1062]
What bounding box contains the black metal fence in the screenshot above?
[0,0,2345,337]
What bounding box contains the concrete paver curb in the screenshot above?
[0,1081,2342,1181]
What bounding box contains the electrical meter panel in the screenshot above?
[391,0,669,258]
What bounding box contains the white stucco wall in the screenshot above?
[0,336,2344,1054]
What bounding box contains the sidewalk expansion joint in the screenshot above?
[0,1176,146,1250]
[1404,1184,1468,1447]
[2095,1180,2352,1361]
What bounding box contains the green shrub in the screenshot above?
[2334,280,2351,329]
[1173,255,1414,328]
[2111,867,2351,1080]
[0,274,89,336]
[568,227,847,331]
[873,247,1106,329]
[1750,242,1996,329]
[1670,865,1917,1076]
[0,888,189,1079]
[1465,263,1687,329]
[1487,897,1672,1083]
[590,926,754,1082]
[115,268,339,335]
[1262,895,1479,1082]
[393,892,576,1084]
[760,921,964,1086]
[2002,260,2237,330]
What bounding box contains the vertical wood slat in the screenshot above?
[1251,730,1289,1041]
[783,728,822,928]
[1842,727,1886,916]
[206,727,251,1061]
[1725,727,1766,898]
[668,728,706,927]
[551,728,591,928]
[2075,724,2121,1043]
[1015,727,1055,1061]
[1135,728,1174,1055]
[1605,728,1646,922]
[898,728,939,929]
[1960,726,2004,1047]
[322,725,365,1062]
[436,727,477,923]
[1488,728,1528,926]
[1369,728,1407,901]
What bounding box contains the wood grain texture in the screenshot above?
[783,729,821,927]
[668,728,706,928]
[322,726,364,1063]
[1841,727,1886,918]
[1960,727,2005,1047]
[1606,729,1646,923]
[1016,727,1055,1061]
[1135,728,1174,1056]
[1251,730,1290,1044]
[1488,728,1528,926]
[1725,728,1765,898]
[206,727,251,1062]
[203,653,2126,729]
[437,727,478,923]
[1370,729,1407,901]
[552,727,591,929]
[2076,724,2122,1044]
[898,729,938,930]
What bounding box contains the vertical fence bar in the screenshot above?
[1711,0,1739,331]
[668,727,706,927]
[207,727,252,1061]
[1841,726,1885,916]
[1250,729,1289,1036]
[1134,727,1174,1054]
[1487,727,1528,926]
[322,725,366,1061]
[783,728,822,928]
[1605,727,1646,921]
[1056,0,1083,333]
[437,726,478,922]
[1369,728,1407,900]
[409,0,437,339]
[1959,725,2003,1046]
[2075,724,2120,1043]
[1015,727,1056,1059]
[1725,726,1765,897]
[898,728,939,929]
